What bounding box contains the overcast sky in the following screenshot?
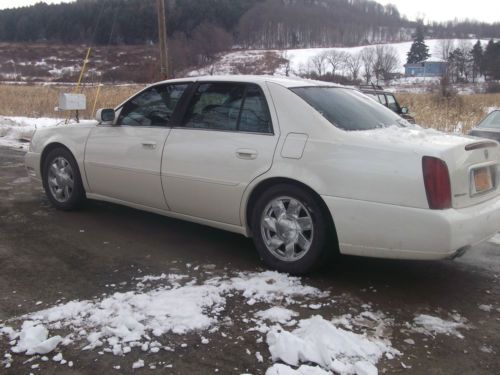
[1,0,499,24]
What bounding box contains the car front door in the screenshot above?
[84,83,189,209]
[162,82,279,225]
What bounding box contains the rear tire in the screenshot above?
[251,184,330,274]
[42,147,85,210]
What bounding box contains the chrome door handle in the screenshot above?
[236,148,258,160]
[141,141,157,149]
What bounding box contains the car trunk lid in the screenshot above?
[442,139,500,209]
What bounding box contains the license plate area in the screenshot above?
[471,166,494,196]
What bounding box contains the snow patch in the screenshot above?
[412,314,468,339]
[488,233,500,245]
[1,271,324,362]
[355,124,470,148]
[266,363,332,375]
[10,321,62,355]
[267,315,398,375]
[0,116,63,150]
[255,307,299,324]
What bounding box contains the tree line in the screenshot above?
[1,0,500,77]
[443,39,500,83]
[1,0,499,48]
[303,45,400,85]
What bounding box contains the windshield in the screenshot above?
[477,111,500,129]
[291,87,409,131]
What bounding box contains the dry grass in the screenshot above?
[397,93,500,133]
[0,84,141,119]
[1,84,499,134]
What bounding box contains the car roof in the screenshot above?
[154,75,340,89]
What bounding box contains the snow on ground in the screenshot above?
[411,314,468,339]
[266,315,398,375]
[188,39,491,79]
[489,233,500,245]
[0,116,62,150]
[0,265,474,374]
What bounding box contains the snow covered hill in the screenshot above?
[187,39,492,78]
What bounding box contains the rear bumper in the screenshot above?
[322,195,500,260]
[25,151,42,181]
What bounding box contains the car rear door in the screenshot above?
[161,81,279,225]
[84,83,190,209]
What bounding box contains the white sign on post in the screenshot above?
[58,93,86,111]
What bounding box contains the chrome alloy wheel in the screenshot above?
[47,157,74,203]
[260,196,314,262]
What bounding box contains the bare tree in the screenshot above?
[374,45,399,81]
[438,39,455,61]
[309,52,328,76]
[282,51,291,76]
[191,22,233,65]
[344,52,362,81]
[324,50,347,77]
[360,47,376,84]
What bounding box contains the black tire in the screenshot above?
[251,184,331,274]
[42,147,86,210]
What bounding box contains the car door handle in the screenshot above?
[141,141,157,149]
[236,148,258,160]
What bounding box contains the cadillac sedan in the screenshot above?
[25,76,500,273]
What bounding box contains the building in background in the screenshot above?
[404,57,448,77]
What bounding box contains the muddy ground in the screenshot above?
[0,146,499,374]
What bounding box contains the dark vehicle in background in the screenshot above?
[360,85,416,124]
[469,110,500,142]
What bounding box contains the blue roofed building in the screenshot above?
[404,57,448,77]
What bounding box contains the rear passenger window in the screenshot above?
[183,83,245,131]
[183,82,272,133]
[239,85,272,133]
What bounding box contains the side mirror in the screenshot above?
[95,108,115,124]
[401,106,409,114]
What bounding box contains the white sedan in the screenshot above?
[25,76,500,273]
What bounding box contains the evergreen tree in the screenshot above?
[406,23,430,64]
[470,40,483,82]
[483,39,500,80]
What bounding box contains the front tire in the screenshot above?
[251,184,330,274]
[42,147,85,210]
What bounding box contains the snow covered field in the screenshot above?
[1,266,476,374]
[187,39,492,78]
[0,116,63,150]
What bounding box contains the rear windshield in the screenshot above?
[291,87,408,131]
[477,111,500,129]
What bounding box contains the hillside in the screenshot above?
[1,0,499,49]
[0,38,496,90]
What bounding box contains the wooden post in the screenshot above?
[156,0,168,80]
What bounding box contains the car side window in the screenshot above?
[117,84,188,126]
[478,111,500,129]
[386,95,400,112]
[239,85,272,133]
[183,83,272,133]
[183,83,245,131]
[377,94,387,105]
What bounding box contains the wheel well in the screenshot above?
[40,143,72,178]
[246,177,339,248]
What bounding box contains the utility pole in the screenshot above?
[156,0,168,80]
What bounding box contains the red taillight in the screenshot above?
[422,156,452,210]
